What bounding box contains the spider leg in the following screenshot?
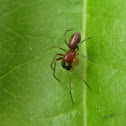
[69,59,76,107]
[53,57,63,82]
[64,29,73,47]
[50,53,64,70]
[76,57,92,91]
[77,53,97,64]
[52,46,67,52]
[77,37,93,46]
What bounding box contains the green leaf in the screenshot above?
[86,0,126,126]
[0,0,126,126]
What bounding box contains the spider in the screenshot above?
[51,29,95,106]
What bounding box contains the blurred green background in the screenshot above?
[0,0,126,126]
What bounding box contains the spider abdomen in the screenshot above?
[69,32,81,49]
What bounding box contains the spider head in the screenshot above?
[61,61,72,70]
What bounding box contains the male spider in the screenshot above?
[51,29,95,106]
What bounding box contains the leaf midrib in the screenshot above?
[82,0,87,126]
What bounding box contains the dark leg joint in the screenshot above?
[53,75,61,82]
[50,64,54,70]
[83,80,93,92]
[70,91,74,107]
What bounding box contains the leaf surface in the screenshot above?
[86,0,126,126]
[0,0,126,126]
[0,0,83,126]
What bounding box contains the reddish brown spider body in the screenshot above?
[51,29,94,106]
[69,32,81,49]
[63,49,76,63]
